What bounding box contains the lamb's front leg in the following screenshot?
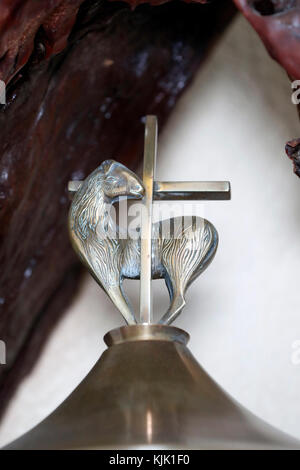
[106,281,137,325]
[87,238,137,325]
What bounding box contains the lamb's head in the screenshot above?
[69,160,144,243]
[101,160,144,202]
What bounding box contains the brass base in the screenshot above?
[4,325,299,449]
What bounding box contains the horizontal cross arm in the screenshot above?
[153,181,231,201]
[68,180,231,201]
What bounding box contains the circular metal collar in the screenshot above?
[104,324,190,347]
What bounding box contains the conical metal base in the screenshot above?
[4,325,299,449]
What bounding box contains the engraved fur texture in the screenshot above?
[69,160,218,325]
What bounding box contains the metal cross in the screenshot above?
[68,115,230,324]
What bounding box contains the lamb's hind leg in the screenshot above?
[157,217,199,325]
[159,272,186,325]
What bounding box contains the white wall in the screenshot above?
[1,14,300,447]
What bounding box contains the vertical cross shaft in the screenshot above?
[139,116,157,324]
[138,116,230,324]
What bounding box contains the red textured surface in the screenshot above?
[233,0,300,80]
[286,138,300,177]
[0,0,83,84]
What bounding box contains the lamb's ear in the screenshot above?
[101,159,116,174]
